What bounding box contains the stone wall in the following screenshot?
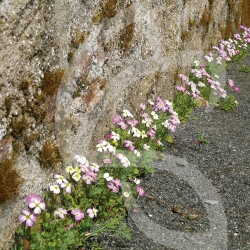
[0,0,246,248]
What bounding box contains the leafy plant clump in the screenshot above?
[174,25,250,119]
[15,96,180,249]
[240,65,250,73]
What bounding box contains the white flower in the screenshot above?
[96,143,107,152]
[151,111,159,120]
[121,157,130,167]
[123,192,130,198]
[142,118,152,127]
[143,144,150,150]
[134,150,141,157]
[106,176,113,181]
[194,60,199,66]
[103,173,113,181]
[50,184,60,194]
[134,178,140,185]
[66,166,75,174]
[140,130,147,138]
[148,100,154,105]
[132,127,141,137]
[54,174,66,185]
[90,163,100,172]
[106,143,116,153]
[75,167,81,174]
[165,100,173,107]
[123,109,133,117]
[161,120,169,128]
[72,173,81,182]
[75,155,87,165]
[111,131,120,141]
[103,173,109,179]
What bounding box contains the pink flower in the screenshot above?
[25,194,42,204]
[82,174,94,184]
[140,103,146,110]
[87,208,98,218]
[227,79,234,87]
[18,210,36,227]
[112,114,123,124]
[28,198,45,214]
[233,86,240,92]
[103,158,112,164]
[157,139,163,146]
[176,85,186,93]
[67,223,75,230]
[108,182,119,192]
[124,140,133,148]
[117,121,127,130]
[54,208,67,219]
[65,182,72,193]
[89,163,100,172]
[147,128,156,139]
[178,74,189,84]
[136,186,145,196]
[127,120,139,127]
[113,178,122,187]
[71,209,84,221]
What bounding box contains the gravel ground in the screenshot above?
[96,54,250,250]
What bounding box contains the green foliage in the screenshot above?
[194,133,210,151]
[173,91,197,122]
[240,65,250,73]
[219,95,237,111]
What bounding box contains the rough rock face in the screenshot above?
[0,0,247,248]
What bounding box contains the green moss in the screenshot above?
[67,51,75,63]
[118,23,135,53]
[92,0,118,24]
[39,139,62,168]
[0,157,22,203]
[92,0,132,24]
[23,133,40,151]
[181,30,189,41]
[200,8,209,27]
[73,87,82,99]
[41,69,64,96]
[18,80,32,96]
[10,115,31,139]
[4,97,13,116]
[71,30,90,49]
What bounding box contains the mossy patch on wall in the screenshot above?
[1,69,65,203]
[242,0,250,27]
[41,69,64,96]
[92,0,132,24]
[39,139,62,169]
[118,23,135,53]
[0,137,24,204]
[0,158,22,203]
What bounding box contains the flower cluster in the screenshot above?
[54,206,98,221]
[18,194,45,227]
[111,97,180,153]
[176,25,250,102]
